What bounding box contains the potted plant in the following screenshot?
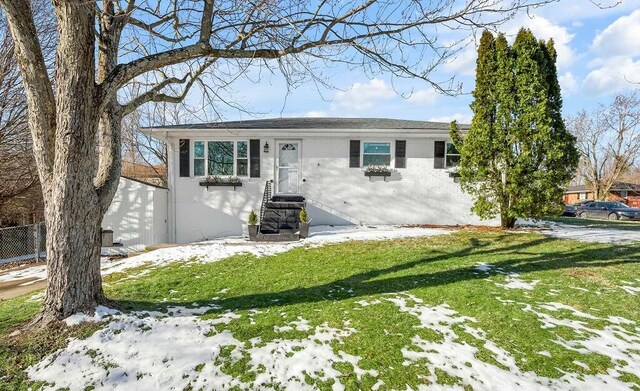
[299,208,309,238]
[248,209,258,241]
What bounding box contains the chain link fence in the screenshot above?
[0,223,46,265]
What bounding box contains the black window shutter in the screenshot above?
[434,141,445,169]
[250,139,260,178]
[349,140,360,168]
[395,140,406,168]
[179,139,190,177]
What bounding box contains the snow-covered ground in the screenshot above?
[13,224,640,390]
[26,291,640,390]
[0,225,449,285]
[519,219,640,244]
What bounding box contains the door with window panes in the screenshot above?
[276,141,301,194]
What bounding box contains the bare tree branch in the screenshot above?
[568,90,640,200]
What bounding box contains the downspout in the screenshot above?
[169,132,177,243]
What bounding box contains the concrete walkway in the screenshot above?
[0,262,47,300]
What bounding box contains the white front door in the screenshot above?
[276,140,301,194]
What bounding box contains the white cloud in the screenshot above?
[443,41,477,76]
[406,89,438,106]
[559,72,579,95]
[332,79,395,111]
[428,112,473,125]
[507,15,576,69]
[583,56,640,95]
[583,9,640,95]
[592,9,640,57]
[535,0,639,24]
[443,15,575,78]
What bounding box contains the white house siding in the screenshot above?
[165,131,497,244]
[300,137,481,226]
[102,177,168,252]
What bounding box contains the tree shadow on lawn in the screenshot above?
[112,234,640,316]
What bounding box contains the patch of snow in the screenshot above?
[573,360,590,370]
[0,264,46,283]
[63,306,121,326]
[474,263,539,291]
[495,274,540,291]
[29,308,377,391]
[537,351,551,357]
[570,286,590,293]
[520,219,640,244]
[619,284,640,296]
[273,317,312,332]
[26,291,44,302]
[371,379,385,390]
[474,262,493,273]
[355,299,382,307]
[390,293,640,390]
[537,302,600,320]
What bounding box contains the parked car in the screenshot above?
[577,201,640,221]
[573,200,593,207]
[562,204,577,217]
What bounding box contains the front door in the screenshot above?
[276,140,301,194]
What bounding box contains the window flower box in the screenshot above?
[199,176,243,190]
[445,166,461,178]
[364,165,392,180]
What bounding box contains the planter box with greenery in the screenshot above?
[298,208,309,238]
[247,209,258,241]
[364,165,392,180]
[199,175,243,190]
[445,166,461,178]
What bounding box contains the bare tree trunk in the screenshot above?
[34,2,104,324]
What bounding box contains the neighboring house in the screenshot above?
[133,117,497,244]
[564,182,640,207]
[102,176,168,252]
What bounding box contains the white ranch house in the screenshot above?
[102,118,496,248]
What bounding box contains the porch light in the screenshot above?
[263,142,270,153]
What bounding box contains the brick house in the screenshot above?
[564,182,640,208]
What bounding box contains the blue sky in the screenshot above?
[185,0,640,124]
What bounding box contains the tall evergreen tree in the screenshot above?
[452,29,578,228]
[453,31,500,221]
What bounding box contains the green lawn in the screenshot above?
[546,215,640,231]
[1,230,640,390]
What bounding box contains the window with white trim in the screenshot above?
[362,142,391,166]
[236,141,248,176]
[579,192,587,200]
[193,140,249,177]
[445,142,460,167]
[193,141,205,176]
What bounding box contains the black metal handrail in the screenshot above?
[259,180,272,226]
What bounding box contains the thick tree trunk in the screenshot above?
[38,191,104,323]
[33,2,103,325]
[500,215,517,229]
